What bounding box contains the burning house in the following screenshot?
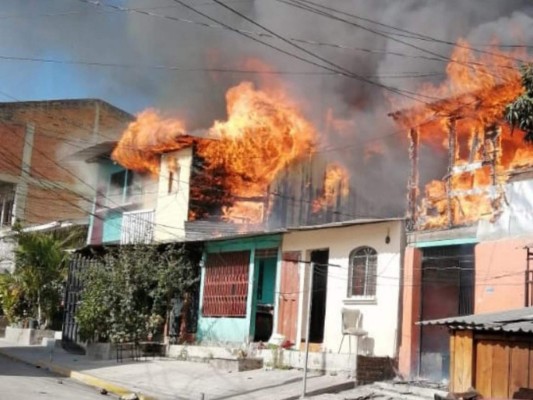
[395,43,533,380]
[70,80,407,366]
[83,79,395,244]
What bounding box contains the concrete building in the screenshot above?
[194,218,405,362]
[393,92,533,381]
[278,219,404,357]
[0,99,132,270]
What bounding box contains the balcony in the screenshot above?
[120,209,155,244]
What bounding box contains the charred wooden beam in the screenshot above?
[407,128,419,231]
[483,124,500,186]
[468,130,480,165]
[447,117,457,228]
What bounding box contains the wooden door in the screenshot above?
[277,251,300,344]
[474,339,532,399]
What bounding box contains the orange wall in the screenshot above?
[475,238,531,313]
[398,246,422,378]
[399,237,532,379]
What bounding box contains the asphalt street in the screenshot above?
[0,353,115,400]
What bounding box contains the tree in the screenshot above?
[0,226,86,328]
[14,232,66,328]
[505,63,533,143]
[0,272,25,324]
[76,244,200,344]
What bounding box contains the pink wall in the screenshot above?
[475,238,531,313]
[398,246,422,378]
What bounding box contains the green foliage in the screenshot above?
[0,272,25,324]
[13,230,70,328]
[505,63,533,142]
[76,244,199,344]
[75,262,111,342]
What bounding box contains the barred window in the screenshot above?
[348,247,377,297]
[202,251,250,317]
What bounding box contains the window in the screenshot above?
[168,167,180,194]
[0,184,15,228]
[109,170,127,195]
[347,246,377,297]
[108,170,134,203]
[202,251,250,317]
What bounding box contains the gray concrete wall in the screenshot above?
[4,327,55,345]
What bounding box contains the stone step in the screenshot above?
[373,382,448,399]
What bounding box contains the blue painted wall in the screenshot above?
[102,211,123,243]
[196,235,281,343]
[88,161,130,245]
[256,257,277,305]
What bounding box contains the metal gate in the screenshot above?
[62,254,97,350]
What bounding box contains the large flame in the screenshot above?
[112,80,317,223]
[200,81,316,199]
[312,163,349,213]
[112,109,189,176]
[392,39,533,229]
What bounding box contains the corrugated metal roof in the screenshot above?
[68,141,117,162]
[419,307,533,333]
[184,221,285,242]
[182,218,403,242]
[285,217,404,231]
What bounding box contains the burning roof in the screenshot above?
[390,40,533,231]
[111,80,350,225]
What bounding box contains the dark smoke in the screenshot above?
[3,0,532,220]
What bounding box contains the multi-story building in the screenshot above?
[0,99,132,271]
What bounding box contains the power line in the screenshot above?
[0,4,184,20]
[285,0,530,64]
[0,53,448,78]
[282,0,526,68]
[79,0,436,103]
[173,0,436,104]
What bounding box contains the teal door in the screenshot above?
[252,255,277,341]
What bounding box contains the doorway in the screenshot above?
[419,244,475,381]
[253,249,278,342]
[309,249,329,343]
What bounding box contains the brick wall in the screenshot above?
[0,99,133,225]
[357,355,397,384]
[0,123,25,175]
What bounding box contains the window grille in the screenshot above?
[255,248,278,259]
[202,251,250,317]
[347,246,377,297]
[121,210,154,244]
[0,186,15,228]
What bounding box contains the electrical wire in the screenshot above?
[284,0,530,65]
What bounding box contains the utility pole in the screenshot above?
[297,260,341,399]
[301,261,314,399]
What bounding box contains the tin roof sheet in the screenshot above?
[419,307,533,333]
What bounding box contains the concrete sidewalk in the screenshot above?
[0,339,353,400]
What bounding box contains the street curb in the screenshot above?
[0,347,157,400]
[282,380,356,400]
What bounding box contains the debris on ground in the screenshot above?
[119,393,139,400]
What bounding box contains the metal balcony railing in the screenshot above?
[120,209,155,244]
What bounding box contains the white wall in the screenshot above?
[153,147,193,242]
[281,221,403,357]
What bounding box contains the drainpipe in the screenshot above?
[14,122,35,223]
[395,221,407,361]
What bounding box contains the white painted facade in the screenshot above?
[279,220,404,357]
[154,147,193,242]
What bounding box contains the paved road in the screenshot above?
[0,353,115,400]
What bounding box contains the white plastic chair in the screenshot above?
[338,308,367,354]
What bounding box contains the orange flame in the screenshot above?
[112,109,188,176]
[392,39,533,229]
[113,80,317,224]
[312,163,349,213]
